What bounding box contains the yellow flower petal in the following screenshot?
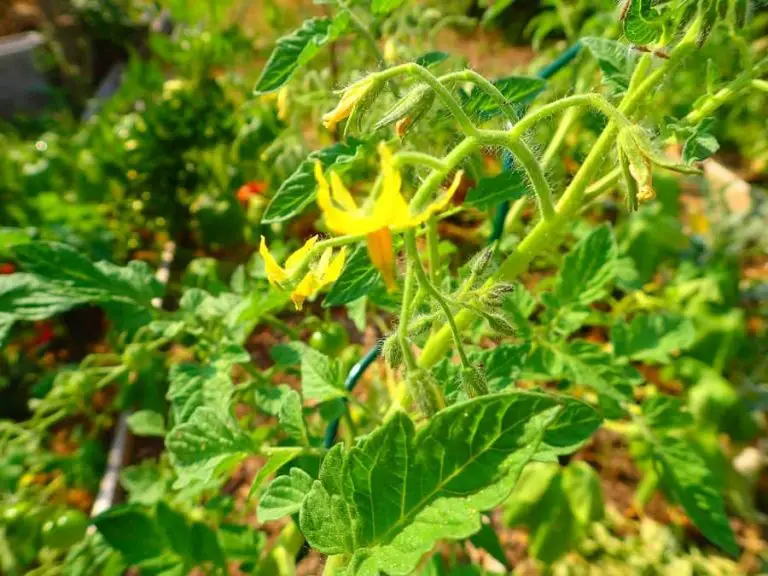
[321,246,347,284]
[284,235,318,272]
[370,143,409,229]
[366,228,396,291]
[321,77,373,131]
[316,163,380,236]
[291,272,317,310]
[329,172,359,212]
[259,236,288,285]
[404,169,463,228]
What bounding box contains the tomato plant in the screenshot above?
[1,0,767,575]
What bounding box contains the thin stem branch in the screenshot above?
[508,93,631,138]
[410,136,478,210]
[397,266,419,371]
[426,217,441,286]
[438,69,518,122]
[395,151,448,171]
[478,131,556,221]
[405,231,471,369]
[340,4,384,67]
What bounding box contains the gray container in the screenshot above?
[0,32,52,117]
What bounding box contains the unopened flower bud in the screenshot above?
[382,335,403,370]
[406,369,444,416]
[461,366,488,398]
[470,244,495,276]
[374,84,435,135]
[480,283,515,309]
[484,311,516,335]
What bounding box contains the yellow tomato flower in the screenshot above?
[314,142,462,289]
[322,77,375,131]
[259,236,347,310]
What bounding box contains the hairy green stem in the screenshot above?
[478,131,555,221]
[395,151,448,171]
[426,217,442,286]
[384,41,687,417]
[410,136,479,209]
[398,266,419,371]
[508,93,630,138]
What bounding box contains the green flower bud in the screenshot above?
[470,244,495,277]
[480,283,515,309]
[373,84,435,135]
[406,369,444,417]
[461,366,488,398]
[382,334,403,370]
[483,311,517,335]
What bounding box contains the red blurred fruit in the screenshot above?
[0,263,15,274]
[236,181,268,205]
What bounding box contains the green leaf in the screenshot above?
[464,169,527,210]
[482,0,518,24]
[678,117,720,164]
[324,247,381,307]
[301,346,345,402]
[120,461,168,506]
[156,502,194,560]
[622,0,661,45]
[167,363,233,424]
[652,436,738,556]
[414,51,449,67]
[14,242,161,307]
[371,0,405,15]
[254,384,293,415]
[642,395,694,430]
[278,390,309,445]
[217,524,266,561]
[254,16,350,93]
[263,138,367,224]
[258,467,314,522]
[299,392,601,574]
[0,274,87,321]
[503,462,560,526]
[127,410,166,437]
[190,522,225,569]
[553,224,618,307]
[582,37,638,94]
[612,313,696,363]
[166,408,254,488]
[248,446,304,499]
[461,76,545,121]
[93,505,167,564]
[562,461,604,526]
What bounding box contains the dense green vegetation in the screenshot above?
[1,1,767,574]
